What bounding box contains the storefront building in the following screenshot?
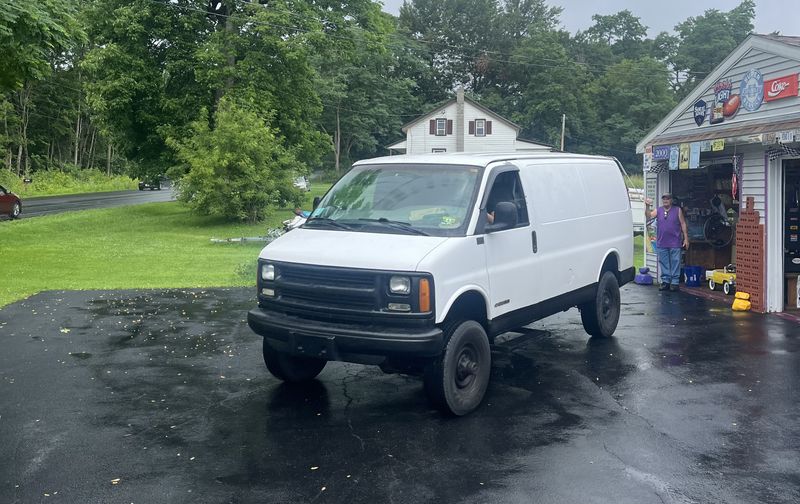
[637,35,800,313]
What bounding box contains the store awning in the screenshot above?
[647,115,800,148]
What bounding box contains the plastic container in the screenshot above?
[684,265,703,287]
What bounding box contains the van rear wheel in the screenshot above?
[424,320,491,416]
[580,271,620,338]
[262,339,326,382]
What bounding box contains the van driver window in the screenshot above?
[486,171,529,226]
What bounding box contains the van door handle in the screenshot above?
[531,231,538,254]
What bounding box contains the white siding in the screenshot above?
[405,102,458,155]
[404,101,522,154]
[659,48,800,139]
[739,146,766,224]
[462,102,518,152]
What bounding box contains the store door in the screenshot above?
[784,160,800,311]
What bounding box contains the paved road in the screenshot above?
[16,188,175,218]
[0,285,798,503]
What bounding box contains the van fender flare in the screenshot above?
[597,249,621,281]
[437,285,491,325]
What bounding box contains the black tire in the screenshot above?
[424,320,491,416]
[580,271,621,338]
[10,202,21,219]
[708,278,716,291]
[723,281,732,295]
[262,338,326,383]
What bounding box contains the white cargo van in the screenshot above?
[248,153,634,415]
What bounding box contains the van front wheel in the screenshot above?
[262,339,326,382]
[580,271,621,338]
[424,320,491,416]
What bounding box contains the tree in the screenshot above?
[169,99,302,222]
[671,0,755,95]
[399,0,500,94]
[0,0,83,93]
[594,58,676,167]
[314,10,421,173]
[492,30,597,148]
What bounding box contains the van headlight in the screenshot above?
[389,276,411,295]
[261,264,275,281]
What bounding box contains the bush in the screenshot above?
[169,98,304,222]
[0,168,137,196]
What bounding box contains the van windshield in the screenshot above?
[306,164,484,237]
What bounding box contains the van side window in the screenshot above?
[487,171,529,226]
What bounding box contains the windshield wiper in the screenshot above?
[303,217,355,231]
[358,218,430,236]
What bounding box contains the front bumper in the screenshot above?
[247,308,444,361]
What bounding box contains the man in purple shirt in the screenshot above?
[645,193,689,291]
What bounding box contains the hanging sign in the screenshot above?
[643,153,653,171]
[693,99,707,126]
[700,140,713,152]
[740,69,764,111]
[653,145,671,161]
[779,130,796,143]
[669,146,679,170]
[711,80,739,124]
[679,144,690,169]
[711,139,726,151]
[764,74,799,102]
[689,142,701,169]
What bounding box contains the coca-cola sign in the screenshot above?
[764,74,799,102]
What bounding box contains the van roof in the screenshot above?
[353,152,617,168]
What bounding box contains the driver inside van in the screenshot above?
[485,173,518,224]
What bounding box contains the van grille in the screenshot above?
[275,263,378,313]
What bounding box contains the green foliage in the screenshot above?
[671,0,755,95]
[0,168,136,197]
[169,99,303,222]
[0,0,84,92]
[1,0,760,186]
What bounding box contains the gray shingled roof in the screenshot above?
[755,34,800,47]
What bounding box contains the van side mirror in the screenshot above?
[312,196,321,210]
[485,201,518,232]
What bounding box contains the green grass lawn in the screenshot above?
[0,186,328,307]
[1,184,648,308]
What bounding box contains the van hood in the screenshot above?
[259,228,448,272]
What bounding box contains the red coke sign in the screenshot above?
[764,73,799,102]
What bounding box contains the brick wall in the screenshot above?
[735,197,766,312]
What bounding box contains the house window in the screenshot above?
[432,148,446,153]
[469,119,492,136]
[436,118,447,136]
[475,119,486,137]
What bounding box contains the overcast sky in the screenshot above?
[381,0,799,37]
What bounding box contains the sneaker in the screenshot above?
[659,283,670,291]
[670,284,680,292]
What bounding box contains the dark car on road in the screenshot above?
[0,184,21,219]
[138,178,163,191]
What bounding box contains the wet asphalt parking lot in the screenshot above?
[1,285,798,504]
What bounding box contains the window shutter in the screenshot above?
[486,121,493,135]
[446,120,453,135]
[469,121,475,135]
[429,120,436,135]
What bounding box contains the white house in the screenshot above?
[387,88,551,155]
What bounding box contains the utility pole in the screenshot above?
[560,114,566,151]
